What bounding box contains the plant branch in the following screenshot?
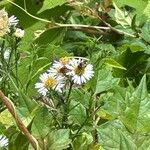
[6,0,135,37]
[0,90,39,150]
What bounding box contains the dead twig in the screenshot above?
[0,90,39,150]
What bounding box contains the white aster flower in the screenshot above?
[35,73,64,96]
[9,15,19,26]
[14,28,24,38]
[0,135,8,148]
[48,57,71,76]
[4,49,10,60]
[67,58,94,85]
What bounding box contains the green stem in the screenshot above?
[1,40,6,70]
[14,41,19,86]
[62,81,73,127]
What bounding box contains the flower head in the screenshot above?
[14,28,24,38]
[0,135,8,148]
[0,9,9,37]
[35,73,64,96]
[48,57,71,76]
[67,58,94,85]
[9,15,19,26]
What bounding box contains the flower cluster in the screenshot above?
[35,57,94,96]
[0,135,8,148]
[0,9,24,38]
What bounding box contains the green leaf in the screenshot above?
[113,2,132,27]
[134,75,147,99]
[94,68,120,94]
[103,58,126,70]
[69,102,87,125]
[73,132,93,150]
[97,120,137,150]
[69,88,91,109]
[113,0,147,17]
[143,1,150,19]
[13,132,29,150]
[38,0,67,13]
[140,21,150,43]
[34,28,66,46]
[31,107,53,139]
[120,75,150,133]
[47,129,71,150]
[120,41,147,53]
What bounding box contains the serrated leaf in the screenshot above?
[38,0,67,13]
[120,75,150,133]
[140,21,150,43]
[113,0,147,17]
[69,101,87,125]
[95,68,120,94]
[103,58,126,70]
[48,129,71,150]
[31,107,53,139]
[113,2,132,27]
[134,75,147,99]
[143,1,150,19]
[97,109,113,120]
[97,120,137,150]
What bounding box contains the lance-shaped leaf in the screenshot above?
[38,0,67,13]
[113,2,132,27]
[97,120,137,150]
[103,58,126,70]
[120,75,150,133]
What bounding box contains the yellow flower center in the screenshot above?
[60,57,70,65]
[74,65,85,76]
[44,77,57,88]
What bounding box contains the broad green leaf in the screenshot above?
[113,0,147,17]
[38,0,67,13]
[140,21,150,43]
[97,109,113,120]
[73,132,93,150]
[97,120,137,150]
[34,28,66,46]
[13,132,29,150]
[69,88,91,109]
[138,138,150,150]
[120,41,147,53]
[47,129,71,150]
[0,109,13,128]
[143,1,150,19]
[113,2,132,27]
[69,101,87,125]
[134,74,147,99]
[0,123,6,134]
[103,58,126,70]
[31,107,53,139]
[120,75,150,133]
[94,68,120,94]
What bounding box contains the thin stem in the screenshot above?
[6,0,135,37]
[1,40,6,70]
[62,81,73,127]
[14,39,19,86]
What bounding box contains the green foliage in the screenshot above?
[1,0,150,149]
[38,0,67,13]
[47,129,71,150]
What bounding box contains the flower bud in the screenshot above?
[14,28,24,38]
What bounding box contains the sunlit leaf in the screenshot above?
[103,58,126,70]
[113,2,132,27]
[38,0,67,13]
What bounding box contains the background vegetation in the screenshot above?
[0,0,150,149]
